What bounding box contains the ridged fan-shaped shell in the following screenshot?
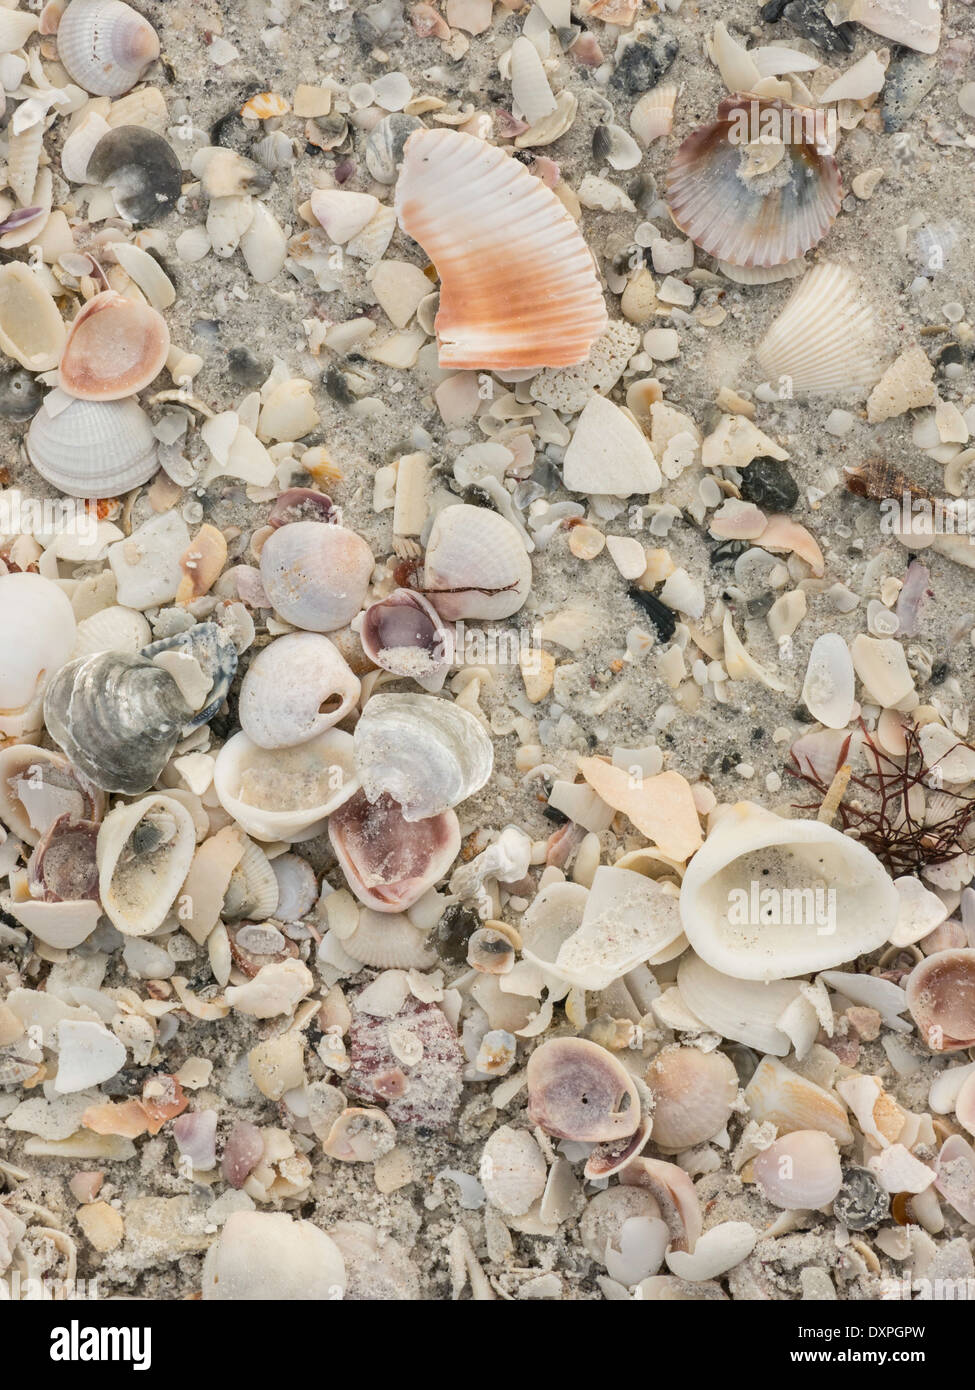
[756,261,883,396]
[222,838,279,922]
[57,0,160,98]
[395,127,607,369]
[259,521,374,633]
[343,908,437,970]
[27,394,158,498]
[422,503,532,621]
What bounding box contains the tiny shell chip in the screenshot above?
[58,292,170,401]
[526,1036,641,1143]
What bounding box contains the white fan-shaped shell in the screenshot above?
[676,952,802,1056]
[395,127,607,369]
[631,83,677,145]
[679,802,898,980]
[354,693,494,822]
[213,728,358,842]
[222,837,279,922]
[756,262,883,396]
[57,0,161,98]
[423,503,532,620]
[96,793,196,936]
[73,605,151,657]
[343,908,437,970]
[239,633,361,749]
[27,394,158,498]
[801,632,856,729]
[259,521,375,633]
[0,572,76,714]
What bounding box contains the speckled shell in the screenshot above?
[27,394,158,499]
[57,0,160,98]
[259,521,375,633]
[395,127,607,369]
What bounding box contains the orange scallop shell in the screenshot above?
[59,290,170,401]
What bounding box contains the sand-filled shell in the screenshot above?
[0,263,66,372]
[906,949,975,1052]
[423,503,532,620]
[87,125,183,225]
[359,589,451,691]
[353,693,493,822]
[213,729,357,842]
[202,1211,346,1301]
[665,96,841,269]
[679,802,898,980]
[96,794,196,936]
[756,262,883,396]
[59,291,170,401]
[43,651,193,795]
[0,744,103,847]
[328,789,460,912]
[0,573,76,738]
[527,1037,641,1143]
[752,1130,843,1210]
[260,520,375,632]
[57,0,160,98]
[395,127,607,369]
[645,1047,739,1153]
[27,393,158,499]
[239,633,360,748]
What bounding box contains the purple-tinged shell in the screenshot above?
[328,789,460,913]
[360,588,451,690]
[346,993,464,1130]
[268,488,336,528]
[27,814,100,902]
[220,1120,264,1188]
[527,1036,641,1143]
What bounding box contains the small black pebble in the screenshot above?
[324,366,356,405]
[228,346,271,388]
[720,753,739,774]
[746,592,775,619]
[930,661,948,685]
[780,0,855,52]
[740,456,800,512]
[610,27,679,93]
[0,366,42,420]
[628,587,677,641]
[542,805,569,825]
[710,538,749,567]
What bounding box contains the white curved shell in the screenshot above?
[27,393,158,499]
[96,793,196,937]
[756,263,883,397]
[222,837,279,922]
[676,952,804,1057]
[259,521,375,632]
[801,632,856,729]
[0,573,76,730]
[202,1211,346,1301]
[213,728,358,842]
[752,1130,843,1209]
[57,0,161,98]
[0,262,66,371]
[479,1125,547,1216]
[74,605,151,657]
[354,693,493,822]
[343,908,437,970]
[239,633,361,749]
[423,503,532,620]
[678,802,898,980]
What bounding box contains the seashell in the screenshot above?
[0,365,43,420]
[7,123,44,209]
[190,146,271,199]
[664,96,841,269]
[678,801,898,980]
[752,1130,843,1209]
[321,1106,396,1162]
[422,503,532,620]
[28,814,100,902]
[43,651,193,795]
[360,588,451,691]
[467,926,515,974]
[906,949,975,1052]
[346,991,464,1129]
[645,1047,739,1153]
[479,1125,547,1216]
[253,130,294,173]
[353,693,493,822]
[202,1211,346,1301]
[801,632,856,728]
[59,291,170,401]
[0,573,76,739]
[365,112,424,184]
[57,0,160,98]
[580,1186,665,1271]
[756,262,883,396]
[27,393,158,498]
[309,189,380,244]
[107,85,169,134]
[619,1156,703,1253]
[239,633,360,748]
[0,8,39,54]
[110,240,176,309]
[328,789,460,913]
[96,793,196,936]
[268,488,336,527]
[630,83,677,145]
[744,1054,854,1145]
[395,127,607,369]
[510,35,556,125]
[0,744,103,847]
[62,112,112,185]
[828,0,940,54]
[260,520,374,632]
[343,907,437,970]
[269,853,316,922]
[527,1037,641,1143]
[550,867,685,991]
[562,393,662,498]
[676,952,806,1057]
[327,1221,421,1302]
[213,728,357,843]
[5,897,101,952]
[86,125,182,225]
[142,622,238,727]
[222,838,279,922]
[240,201,287,284]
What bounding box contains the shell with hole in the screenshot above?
[327,788,460,913]
[259,520,375,632]
[0,263,66,372]
[422,503,532,621]
[58,291,170,401]
[0,743,103,847]
[213,728,357,843]
[27,393,158,498]
[96,794,197,936]
[353,693,493,822]
[0,573,77,740]
[57,0,160,98]
[678,802,898,980]
[359,589,452,691]
[238,633,361,749]
[395,127,607,369]
[527,1036,642,1143]
[756,262,883,397]
[665,96,841,269]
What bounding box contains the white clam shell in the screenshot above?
[0,746,86,846]
[0,262,66,371]
[562,394,662,499]
[27,393,158,499]
[57,0,161,98]
[752,1130,843,1209]
[260,521,375,632]
[0,573,76,735]
[239,633,361,749]
[353,693,493,822]
[646,1046,739,1153]
[96,793,197,937]
[678,801,898,980]
[479,1124,547,1216]
[213,728,358,842]
[423,503,532,620]
[73,605,151,657]
[202,1211,346,1301]
[342,908,437,970]
[801,632,856,729]
[756,262,883,397]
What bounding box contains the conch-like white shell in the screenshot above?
[96,793,196,936]
[259,521,374,632]
[58,291,170,401]
[0,263,66,372]
[239,633,360,748]
[328,789,460,912]
[679,802,897,980]
[57,0,161,98]
[213,729,357,842]
[665,96,841,268]
[395,127,607,369]
[202,1211,346,1301]
[756,262,883,397]
[353,693,493,822]
[423,503,532,620]
[27,393,158,498]
[0,573,76,739]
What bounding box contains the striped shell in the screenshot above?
[756,262,883,396]
[27,394,158,498]
[664,96,841,269]
[395,127,607,369]
[57,0,160,98]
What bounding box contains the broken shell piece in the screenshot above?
[55,1019,127,1094]
[239,633,360,749]
[551,866,685,991]
[801,633,856,729]
[752,1130,843,1209]
[744,1054,854,1144]
[527,1037,641,1143]
[353,694,493,822]
[0,263,66,372]
[665,97,841,268]
[756,262,883,396]
[562,394,662,498]
[0,573,77,740]
[646,1047,739,1153]
[480,1125,547,1215]
[395,127,607,369]
[213,729,357,842]
[866,345,936,424]
[310,189,380,244]
[828,0,940,55]
[326,1221,421,1302]
[423,503,532,621]
[665,1221,756,1281]
[202,1211,346,1300]
[0,743,102,847]
[260,521,374,632]
[906,949,975,1052]
[631,83,678,145]
[360,589,451,691]
[676,953,806,1056]
[329,790,460,912]
[576,762,703,863]
[27,394,158,499]
[619,1156,703,1254]
[679,802,898,980]
[57,0,160,98]
[322,1107,397,1163]
[96,794,196,936]
[58,292,170,402]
